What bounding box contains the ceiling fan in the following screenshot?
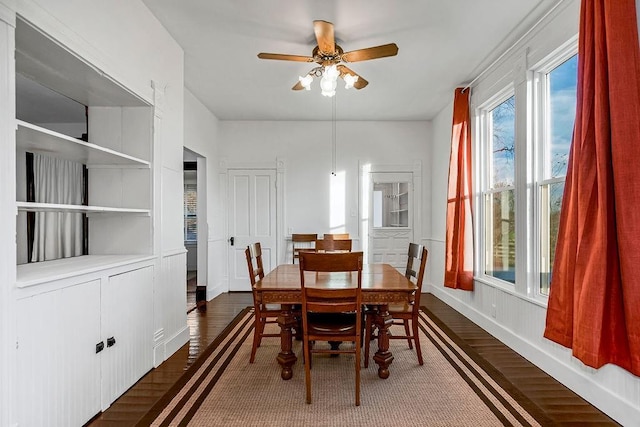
[257,20,399,96]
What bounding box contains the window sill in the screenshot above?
[473,275,549,309]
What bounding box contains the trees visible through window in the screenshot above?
[539,55,577,295]
[484,95,516,284]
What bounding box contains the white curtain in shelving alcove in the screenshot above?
[31,153,84,262]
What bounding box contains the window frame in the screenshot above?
[531,38,578,301]
[476,85,518,290]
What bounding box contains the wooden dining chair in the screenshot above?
[323,233,350,240]
[299,251,364,406]
[245,242,281,363]
[364,243,428,367]
[315,238,352,253]
[292,233,318,264]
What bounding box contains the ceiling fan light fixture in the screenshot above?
[320,74,337,97]
[299,74,313,90]
[344,74,359,89]
[320,64,339,97]
[257,21,396,96]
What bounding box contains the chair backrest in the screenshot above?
[245,242,265,286]
[323,233,350,240]
[315,238,352,253]
[299,252,363,314]
[405,243,428,310]
[292,233,318,263]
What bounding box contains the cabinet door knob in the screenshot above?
[107,337,116,347]
[95,341,105,353]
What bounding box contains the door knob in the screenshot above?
[229,236,235,246]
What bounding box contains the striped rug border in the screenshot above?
[135,307,253,427]
[139,306,551,426]
[419,307,553,426]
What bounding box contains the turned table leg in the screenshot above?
[372,303,394,379]
[276,304,297,380]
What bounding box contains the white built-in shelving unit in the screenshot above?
[12,17,157,426]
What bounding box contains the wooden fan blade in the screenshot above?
[313,20,335,54]
[257,53,314,62]
[341,43,399,62]
[292,80,305,90]
[337,65,369,89]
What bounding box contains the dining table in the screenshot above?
[254,263,417,380]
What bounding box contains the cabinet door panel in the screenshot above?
[101,266,154,407]
[16,280,101,426]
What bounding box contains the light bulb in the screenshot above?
[325,64,340,80]
[320,74,337,97]
[298,74,313,90]
[344,74,359,89]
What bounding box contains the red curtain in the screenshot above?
[544,0,640,375]
[444,88,474,291]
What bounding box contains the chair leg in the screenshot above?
[250,317,264,363]
[412,318,423,365]
[304,340,312,404]
[404,319,413,349]
[355,339,361,406]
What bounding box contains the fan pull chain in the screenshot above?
[331,95,337,176]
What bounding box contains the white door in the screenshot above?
[368,172,414,269]
[228,169,277,291]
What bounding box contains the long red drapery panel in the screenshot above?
[544,0,640,375]
[444,88,474,291]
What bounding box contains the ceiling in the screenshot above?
[142,0,555,121]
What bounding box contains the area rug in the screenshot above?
[140,307,545,426]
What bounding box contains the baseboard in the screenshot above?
[426,283,639,426]
[164,325,189,361]
[206,280,226,301]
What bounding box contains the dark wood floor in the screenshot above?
[87,293,618,426]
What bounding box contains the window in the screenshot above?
[372,182,410,228]
[537,55,578,295]
[475,42,577,300]
[482,94,516,284]
[184,183,197,242]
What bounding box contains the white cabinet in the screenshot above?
[101,266,154,407]
[16,266,154,426]
[16,280,101,426]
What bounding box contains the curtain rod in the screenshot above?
[461,0,565,93]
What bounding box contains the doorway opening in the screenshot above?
[184,148,208,312]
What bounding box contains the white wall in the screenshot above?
[217,120,431,266]
[184,89,227,299]
[428,1,640,425]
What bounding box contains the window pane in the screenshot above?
[184,184,197,241]
[490,96,515,188]
[185,217,197,241]
[546,56,577,179]
[484,189,515,283]
[372,182,409,228]
[539,181,564,295]
[539,54,577,295]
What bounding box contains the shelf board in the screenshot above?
[17,202,150,215]
[391,209,409,213]
[16,254,155,288]
[16,120,150,167]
